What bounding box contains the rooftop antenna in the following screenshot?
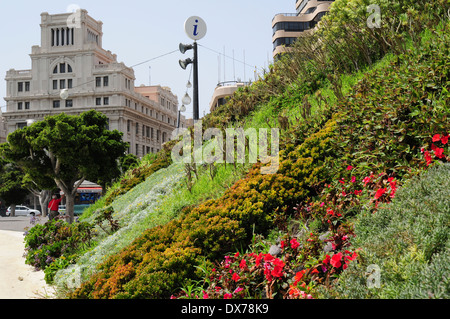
[223,46,226,82]
[233,49,236,82]
[218,55,221,84]
[149,66,151,86]
[243,50,246,82]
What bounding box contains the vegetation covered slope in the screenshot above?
[23,0,449,299]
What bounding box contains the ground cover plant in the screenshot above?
[35,0,450,299]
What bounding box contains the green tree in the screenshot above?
[0,158,29,217]
[3,110,128,223]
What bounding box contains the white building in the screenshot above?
[3,9,185,157]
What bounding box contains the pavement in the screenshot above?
[0,216,55,299]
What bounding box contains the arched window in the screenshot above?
[53,63,73,74]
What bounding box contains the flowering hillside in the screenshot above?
[24,0,449,300]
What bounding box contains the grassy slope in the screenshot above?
[56,3,450,298]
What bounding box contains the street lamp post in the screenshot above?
[192,42,199,121]
[179,16,207,122]
[179,42,199,121]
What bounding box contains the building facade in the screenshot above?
[209,81,250,113]
[272,0,334,59]
[3,10,183,157]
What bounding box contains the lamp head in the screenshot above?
[60,89,69,100]
[182,93,192,105]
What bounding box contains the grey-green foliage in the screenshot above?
[331,163,450,299]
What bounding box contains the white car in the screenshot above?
[6,205,41,217]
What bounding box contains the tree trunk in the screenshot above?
[39,190,52,217]
[10,203,16,217]
[65,193,75,224]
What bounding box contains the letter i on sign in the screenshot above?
[193,20,199,36]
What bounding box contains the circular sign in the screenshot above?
[184,16,207,41]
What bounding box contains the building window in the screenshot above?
[103,97,109,105]
[60,79,66,89]
[53,100,60,108]
[53,80,58,90]
[53,63,73,74]
[18,82,23,92]
[96,77,102,87]
[68,79,73,89]
[96,98,102,106]
[127,120,131,132]
[65,100,73,108]
[136,123,139,135]
[25,82,30,92]
[18,102,23,110]
[103,76,109,87]
[17,123,27,130]
[25,102,30,110]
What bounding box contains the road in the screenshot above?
[0,216,55,299]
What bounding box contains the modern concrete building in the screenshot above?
[209,81,250,113]
[272,0,334,59]
[3,9,184,157]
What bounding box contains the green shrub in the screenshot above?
[24,220,94,272]
[331,163,450,298]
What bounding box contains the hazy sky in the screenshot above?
[0,0,294,118]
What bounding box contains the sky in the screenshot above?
[0,0,294,118]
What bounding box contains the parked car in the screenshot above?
[6,205,41,216]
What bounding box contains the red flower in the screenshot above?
[232,273,240,282]
[290,238,300,250]
[432,134,441,142]
[434,147,445,159]
[271,259,285,278]
[441,134,449,145]
[363,176,371,186]
[346,165,353,171]
[330,252,343,268]
[255,253,263,267]
[294,270,306,283]
[264,254,274,262]
[280,240,287,249]
[224,293,232,299]
[311,268,319,274]
[323,255,331,265]
[374,188,387,200]
[239,259,247,270]
[424,150,433,166]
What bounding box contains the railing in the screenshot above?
[216,81,251,87]
[6,69,32,77]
